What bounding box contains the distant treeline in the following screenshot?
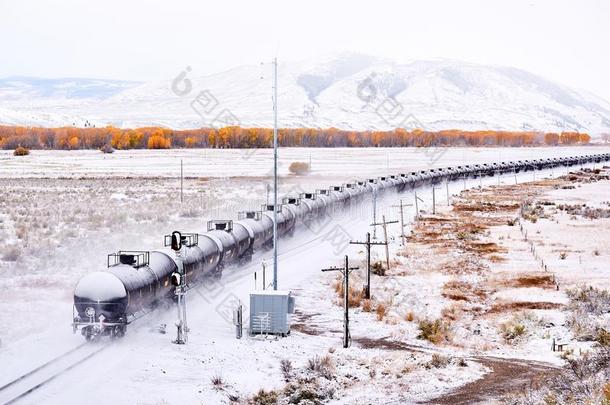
[0,125,592,150]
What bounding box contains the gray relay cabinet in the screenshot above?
[249,290,295,336]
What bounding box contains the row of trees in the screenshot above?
[0,125,591,150]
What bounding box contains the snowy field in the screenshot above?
[1,146,609,179]
[0,147,609,404]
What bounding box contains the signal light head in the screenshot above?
[170,272,181,286]
[171,231,182,251]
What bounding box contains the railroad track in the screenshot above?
[0,342,109,405]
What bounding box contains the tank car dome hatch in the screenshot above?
[74,271,127,301]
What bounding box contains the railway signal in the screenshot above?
[349,232,386,299]
[321,256,359,348]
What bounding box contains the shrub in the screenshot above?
[371,261,385,276]
[361,299,373,312]
[288,161,310,176]
[427,354,451,369]
[100,144,115,154]
[500,322,527,342]
[597,329,610,346]
[250,389,278,405]
[210,375,224,390]
[559,251,568,260]
[306,355,335,380]
[566,286,610,316]
[417,319,451,344]
[13,146,29,156]
[280,359,292,381]
[347,287,363,308]
[405,311,414,322]
[376,302,387,321]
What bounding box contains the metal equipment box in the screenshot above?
[249,290,295,336]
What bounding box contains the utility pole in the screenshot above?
[372,188,378,239]
[432,187,437,215]
[391,199,412,246]
[414,191,423,221]
[371,216,398,272]
[272,57,278,290]
[446,179,450,206]
[349,233,386,299]
[180,159,184,203]
[321,256,359,348]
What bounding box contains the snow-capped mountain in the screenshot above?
[1,54,610,134]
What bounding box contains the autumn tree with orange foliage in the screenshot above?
[0,125,592,151]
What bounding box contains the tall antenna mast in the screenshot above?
[272,57,279,290]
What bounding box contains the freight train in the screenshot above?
[72,153,610,340]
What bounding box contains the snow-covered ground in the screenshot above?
[0,148,608,404]
[2,146,609,179]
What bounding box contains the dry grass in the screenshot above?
[404,311,414,322]
[441,303,465,321]
[488,301,563,313]
[499,273,555,288]
[376,302,388,321]
[489,254,506,263]
[441,280,488,302]
[361,299,373,312]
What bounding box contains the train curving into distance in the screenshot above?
[73,153,610,340]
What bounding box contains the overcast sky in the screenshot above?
[1,0,609,100]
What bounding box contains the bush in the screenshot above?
[417,319,451,344]
[371,261,385,276]
[280,359,292,381]
[376,303,387,321]
[306,355,334,380]
[361,299,373,312]
[500,322,527,342]
[100,144,115,154]
[427,354,451,369]
[13,146,29,156]
[288,161,310,176]
[250,389,278,405]
[210,375,224,390]
[597,329,610,346]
